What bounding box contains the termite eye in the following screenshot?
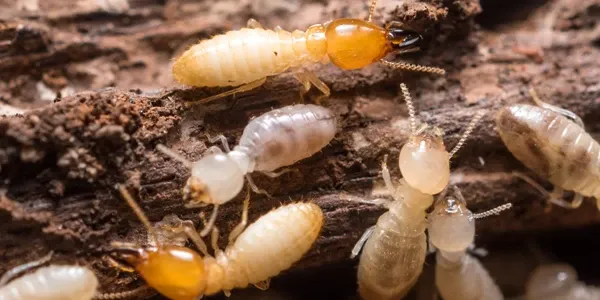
[386,28,422,50]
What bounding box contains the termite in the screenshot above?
[349,83,485,300]
[173,0,446,106]
[428,186,511,300]
[525,264,600,300]
[495,88,600,211]
[156,103,336,235]
[110,185,324,300]
[0,252,98,300]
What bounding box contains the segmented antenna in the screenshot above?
[367,0,378,22]
[449,110,486,159]
[94,286,149,299]
[470,203,512,220]
[0,251,54,286]
[118,185,160,247]
[156,144,193,168]
[380,59,446,75]
[399,83,417,134]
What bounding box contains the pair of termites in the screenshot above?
[349,83,486,299]
[428,186,511,300]
[157,103,337,235]
[172,0,446,105]
[109,185,323,300]
[496,88,600,211]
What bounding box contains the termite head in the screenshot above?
[185,153,245,206]
[114,186,208,300]
[427,193,475,252]
[111,243,207,300]
[526,264,578,299]
[399,125,450,195]
[385,22,422,53]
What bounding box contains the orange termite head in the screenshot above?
[385,22,423,53]
[112,243,207,300]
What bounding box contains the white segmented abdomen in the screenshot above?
[435,252,503,300]
[213,202,323,292]
[496,104,600,198]
[357,202,427,300]
[0,266,98,300]
[234,104,337,172]
[173,28,310,87]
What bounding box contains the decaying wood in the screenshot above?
[1,0,600,298]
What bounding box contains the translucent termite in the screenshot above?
[110,185,324,300]
[428,186,511,300]
[0,252,98,300]
[173,0,446,106]
[495,88,600,211]
[156,103,336,235]
[349,83,485,300]
[525,264,600,300]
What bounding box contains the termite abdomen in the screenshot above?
[496,104,600,200]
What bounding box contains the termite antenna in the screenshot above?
[470,203,512,221]
[449,110,486,159]
[367,0,378,23]
[380,59,446,75]
[0,251,54,286]
[94,285,149,300]
[528,87,585,128]
[156,144,193,168]
[399,83,417,134]
[199,205,219,237]
[117,185,160,247]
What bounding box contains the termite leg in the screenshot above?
[185,77,267,107]
[351,225,376,259]
[0,251,54,286]
[548,188,584,210]
[380,155,399,201]
[245,175,272,198]
[294,71,331,104]
[253,279,271,290]
[223,290,232,297]
[340,193,391,208]
[228,188,250,245]
[247,18,263,29]
[512,171,552,211]
[260,168,293,178]
[211,227,221,254]
[199,205,220,237]
[205,134,231,152]
[528,88,585,128]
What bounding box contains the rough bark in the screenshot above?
[1,0,600,298]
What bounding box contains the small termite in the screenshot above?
[173,0,446,106]
[495,88,600,211]
[110,185,324,300]
[428,186,512,300]
[156,103,336,235]
[525,264,600,300]
[0,252,99,300]
[349,83,485,300]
